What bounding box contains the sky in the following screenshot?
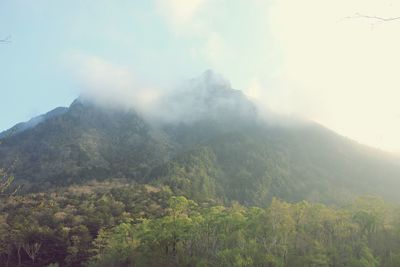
[1,0,400,152]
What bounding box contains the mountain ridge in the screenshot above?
[0,106,68,139]
[1,72,400,205]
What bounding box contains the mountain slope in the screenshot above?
[1,71,400,204]
[0,99,172,190]
[155,119,400,204]
[0,106,67,139]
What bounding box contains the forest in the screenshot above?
[1,178,400,267]
[2,0,400,266]
[1,99,400,266]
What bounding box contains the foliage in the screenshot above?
[87,195,399,267]
[1,98,400,205]
[1,97,400,266]
[1,179,400,266]
[0,181,172,266]
[0,168,14,196]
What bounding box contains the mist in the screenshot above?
[3,2,400,266]
[69,53,262,126]
[59,0,400,153]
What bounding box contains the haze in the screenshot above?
[1,0,399,152]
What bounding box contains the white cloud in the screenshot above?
[66,53,161,114]
[155,0,207,34]
[65,53,244,124]
[156,0,229,67]
[68,1,400,152]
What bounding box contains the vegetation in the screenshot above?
[0,181,172,266]
[1,98,400,205]
[86,195,400,267]
[0,168,14,196]
[2,94,400,266]
[2,183,400,266]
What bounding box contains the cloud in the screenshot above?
[155,0,207,34]
[67,0,400,151]
[66,53,252,124]
[66,53,162,114]
[156,0,230,68]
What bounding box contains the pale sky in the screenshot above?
[1,0,400,152]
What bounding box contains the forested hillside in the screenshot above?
[88,195,400,267]
[1,72,400,266]
[1,185,400,267]
[1,72,400,204]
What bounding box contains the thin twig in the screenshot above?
[345,13,400,22]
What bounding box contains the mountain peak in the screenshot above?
[196,69,231,91]
[153,70,256,124]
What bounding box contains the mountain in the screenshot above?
[0,98,172,190]
[157,69,257,123]
[0,106,67,139]
[1,71,400,205]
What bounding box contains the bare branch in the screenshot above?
[345,13,400,22]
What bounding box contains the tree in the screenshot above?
[0,132,19,197]
[0,168,14,196]
[22,242,42,264]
